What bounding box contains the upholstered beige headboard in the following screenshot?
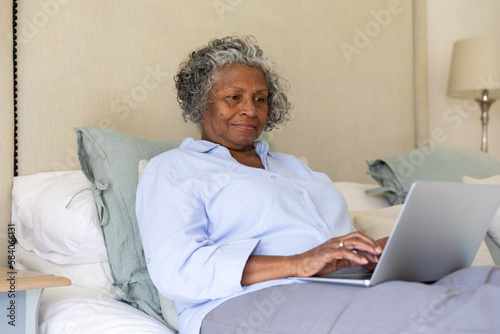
[0,0,428,265]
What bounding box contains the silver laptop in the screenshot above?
[292,181,500,287]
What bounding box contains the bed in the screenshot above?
[10,136,500,333]
[2,0,500,333]
[9,164,393,334]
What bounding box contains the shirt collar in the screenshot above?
[255,140,273,157]
[180,138,273,158]
[180,138,219,153]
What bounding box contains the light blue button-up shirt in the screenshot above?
[136,138,353,334]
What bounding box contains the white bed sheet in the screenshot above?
[39,285,173,334]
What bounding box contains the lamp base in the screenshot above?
[476,90,495,152]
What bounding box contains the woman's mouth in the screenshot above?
[233,124,256,131]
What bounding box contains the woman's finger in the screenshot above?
[330,234,382,256]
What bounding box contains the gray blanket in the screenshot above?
[201,266,500,333]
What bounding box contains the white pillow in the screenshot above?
[17,245,114,296]
[12,170,108,264]
[352,206,494,267]
[463,175,500,246]
[334,182,391,211]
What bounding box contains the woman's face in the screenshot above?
[201,63,269,152]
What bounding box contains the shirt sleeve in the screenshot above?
[136,165,260,305]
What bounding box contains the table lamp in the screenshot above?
[447,37,500,152]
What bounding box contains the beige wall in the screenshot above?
[427,0,500,157]
[0,1,14,266]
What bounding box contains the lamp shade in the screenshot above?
[447,37,500,99]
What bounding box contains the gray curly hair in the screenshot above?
[174,36,292,131]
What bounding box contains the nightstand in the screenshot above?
[0,267,71,334]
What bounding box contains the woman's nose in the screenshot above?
[240,96,258,117]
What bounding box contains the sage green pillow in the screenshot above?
[366,146,500,205]
[75,126,179,331]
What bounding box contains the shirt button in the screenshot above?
[271,175,277,179]
[146,258,151,264]
[298,189,304,195]
[318,223,325,228]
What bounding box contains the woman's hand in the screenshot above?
[359,237,388,271]
[290,232,384,277]
[241,232,385,286]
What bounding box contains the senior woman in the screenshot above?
[136,36,500,334]
[136,36,386,333]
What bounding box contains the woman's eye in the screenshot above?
[227,95,240,100]
[255,96,267,102]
